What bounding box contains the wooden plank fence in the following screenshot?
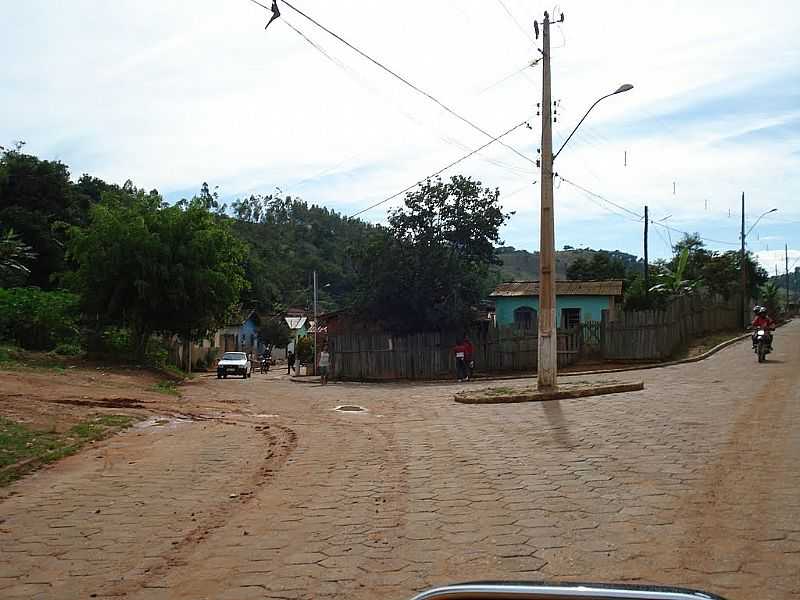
[602,294,740,361]
[330,325,582,381]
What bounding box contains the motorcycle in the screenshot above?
[260,355,271,374]
[753,328,771,363]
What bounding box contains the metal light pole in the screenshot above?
[313,270,318,375]
[740,204,778,325]
[536,12,632,389]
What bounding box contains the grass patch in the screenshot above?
[150,380,180,396]
[0,414,137,486]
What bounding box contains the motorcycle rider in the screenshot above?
[751,306,775,351]
[260,346,272,372]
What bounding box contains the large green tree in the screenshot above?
[566,251,627,281]
[351,175,510,332]
[68,186,247,355]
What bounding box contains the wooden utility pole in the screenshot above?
[785,243,790,309]
[644,205,649,293]
[313,269,318,376]
[740,192,747,328]
[537,11,557,390]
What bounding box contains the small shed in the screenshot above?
[490,280,624,328]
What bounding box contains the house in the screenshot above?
[213,308,261,354]
[284,315,308,353]
[489,280,624,329]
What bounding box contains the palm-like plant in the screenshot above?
[0,229,37,285]
[759,282,781,317]
[649,248,702,296]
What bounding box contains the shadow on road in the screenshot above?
[541,399,576,448]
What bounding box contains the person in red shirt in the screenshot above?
[751,306,775,350]
[453,340,468,382]
[463,336,475,381]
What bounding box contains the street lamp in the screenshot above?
[553,84,634,161]
[536,19,633,392]
[740,201,777,328]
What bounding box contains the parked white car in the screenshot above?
[216,352,252,379]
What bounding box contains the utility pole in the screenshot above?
[313,270,318,376]
[740,192,746,328]
[785,243,790,310]
[537,11,557,390]
[643,205,649,293]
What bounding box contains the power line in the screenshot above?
[349,119,531,218]
[495,0,535,44]
[557,175,643,219]
[558,175,740,247]
[249,0,537,168]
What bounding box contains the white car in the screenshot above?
[216,352,252,379]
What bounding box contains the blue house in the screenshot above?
[490,280,623,329]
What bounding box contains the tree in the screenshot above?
[0,228,36,287]
[0,145,83,288]
[566,251,627,281]
[351,175,510,332]
[759,282,781,317]
[258,316,291,349]
[649,248,702,296]
[68,186,248,356]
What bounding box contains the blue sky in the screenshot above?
[2,0,799,273]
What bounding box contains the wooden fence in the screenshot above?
[329,325,582,381]
[602,294,740,361]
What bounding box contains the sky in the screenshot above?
[2,0,799,274]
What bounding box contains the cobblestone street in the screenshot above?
[1,322,799,600]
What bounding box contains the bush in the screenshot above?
[295,336,314,365]
[53,342,83,356]
[0,288,80,350]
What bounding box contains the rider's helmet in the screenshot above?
[752,305,761,314]
[758,306,768,316]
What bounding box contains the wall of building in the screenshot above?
[495,295,612,326]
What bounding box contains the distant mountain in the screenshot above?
[495,246,641,281]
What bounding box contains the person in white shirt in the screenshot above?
[318,343,331,385]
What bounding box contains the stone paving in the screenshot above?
[1,322,799,600]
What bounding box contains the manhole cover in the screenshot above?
[334,405,367,412]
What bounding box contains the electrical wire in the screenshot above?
[248,0,537,168]
[557,175,643,219]
[495,0,536,44]
[349,119,531,218]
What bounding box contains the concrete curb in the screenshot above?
[455,381,645,404]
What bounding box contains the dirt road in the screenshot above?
[1,322,799,600]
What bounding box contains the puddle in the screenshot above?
[333,405,367,413]
[135,416,191,430]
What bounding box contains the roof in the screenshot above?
[285,316,308,331]
[489,280,624,298]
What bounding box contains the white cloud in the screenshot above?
[2,0,799,266]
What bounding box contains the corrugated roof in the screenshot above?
[489,280,624,297]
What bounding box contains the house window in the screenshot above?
[561,307,581,329]
[513,306,537,329]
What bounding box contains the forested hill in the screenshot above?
[495,246,641,280]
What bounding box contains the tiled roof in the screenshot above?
[489,280,624,297]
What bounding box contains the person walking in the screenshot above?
[453,339,468,382]
[287,350,296,375]
[463,335,474,381]
[318,342,330,385]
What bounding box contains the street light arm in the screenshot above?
[553,93,613,162]
[552,84,633,162]
[745,208,778,239]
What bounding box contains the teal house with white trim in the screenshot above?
[490,280,624,329]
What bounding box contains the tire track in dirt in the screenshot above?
[99,422,298,597]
